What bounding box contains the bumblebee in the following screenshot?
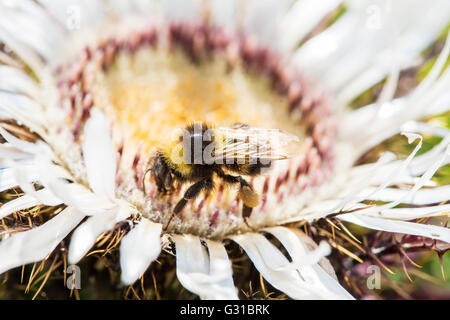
[146,122,298,228]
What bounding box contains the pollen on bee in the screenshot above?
[240,186,260,208]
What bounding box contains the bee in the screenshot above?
[145,122,298,229]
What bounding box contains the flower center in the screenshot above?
[55,23,337,238]
[94,45,307,155]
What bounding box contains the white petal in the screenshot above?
[0,163,72,193]
[312,264,353,299]
[174,235,238,299]
[360,185,450,205]
[14,164,64,207]
[205,240,239,300]
[336,61,400,107]
[263,227,353,299]
[331,134,424,214]
[82,108,116,200]
[173,234,210,299]
[0,20,44,73]
[352,143,449,215]
[339,214,450,243]
[341,37,450,155]
[33,0,105,32]
[294,6,359,78]
[297,0,450,94]
[278,0,342,51]
[0,121,43,152]
[0,65,39,98]
[109,0,158,17]
[423,68,450,116]
[0,0,63,59]
[20,187,62,207]
[209,0,240,32]
[0,144,32,160]
[402,121,450,139]
[120,219,162,285]
[337,29,450,106]
[349,163,435,189]
[264,227,331,269]
[292,230,339,280]
[361,204,450,220]
[347,133,450,187]
[241,0,293,47]
[0,207,85,274]
[231,233,352,299]
[68,208,130,264]
[35,176,117,216]
[0,189,62,220]
[162,0,203,24]
[409,135,450,176]
[313,152,397,218]
[31,152,119,216]
[0,166,38,192]
[0,6,53,61]
[0,86,44,116]
[409,33,450,104]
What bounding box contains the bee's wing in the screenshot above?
[214,126,299,162]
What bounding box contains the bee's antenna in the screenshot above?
[163,212,175,231]
[142,167,152,195]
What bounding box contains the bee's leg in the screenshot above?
[173,178,214,213]
[242,205,257,231]
[215,170,259,229]
[165,178,214,230]
[215,170,260,208]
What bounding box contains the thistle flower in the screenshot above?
[0,0,449,300]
